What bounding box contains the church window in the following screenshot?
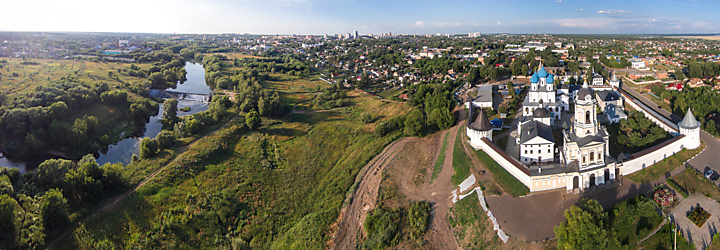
[583,156,586,164]
[530,150,533,154]
[585,110,591,124]
[548,149,551,153]
[525,150,527,154]
[525,107,529,114]
[590,152,595,162]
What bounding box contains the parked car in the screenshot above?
[705,169,718,181]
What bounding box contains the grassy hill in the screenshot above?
[57,81,409,249]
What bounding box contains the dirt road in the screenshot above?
[331,108,467,249]
[330,138,416,249]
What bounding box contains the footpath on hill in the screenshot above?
[46,115,239,249]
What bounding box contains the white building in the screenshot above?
[629,58,645,69]
[592,73,604,85]
[465,84,494,109]
[522,62,563,122]
[517,108,555,164]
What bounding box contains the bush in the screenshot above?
[363,207,403,249]
[376,116,405,136]
[407,201,431,240]
[360,112,373,124]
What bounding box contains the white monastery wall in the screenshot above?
[621,135,687,175]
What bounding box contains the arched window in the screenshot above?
[589,152,595,162]
[582,156,586,164]
[585,110,591,124]
[525,107,529,114]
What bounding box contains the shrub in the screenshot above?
[360,112,373,124]
[407,201,431,240]
[687,206,711,228]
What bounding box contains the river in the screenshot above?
[0,62,212,172]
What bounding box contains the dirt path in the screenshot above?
[392,124,460,249]
[331,107,468,249]
[46,116,238,249]
[331,138,416,249]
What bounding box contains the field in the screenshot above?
[451,126,472,185]
[57,76,411,249]
[667,36,720,41]
[0,58,151,98]
[471,145,530,197]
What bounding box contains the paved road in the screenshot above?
[689,130,720,173]
[620,86,681,123]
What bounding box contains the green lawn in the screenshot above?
[376,88,402,99]
[432,130,450,182]
[626,142,705,183]
[451,127,472,185]
[448,191,502,249]
[669,167,720,201]
[471,148,529,197]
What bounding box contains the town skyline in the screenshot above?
[2,0,719,35]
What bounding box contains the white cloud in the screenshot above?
[576,8,584,11]
[555,0,562,2]
[413,21,425,27]
[497,22,502,25]
[597,9,630,14]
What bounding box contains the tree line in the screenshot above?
[0,78,158,159]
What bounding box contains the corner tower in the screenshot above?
[679,108,701,149]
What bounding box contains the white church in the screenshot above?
[466,63,703,193]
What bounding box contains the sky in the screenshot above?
[1,0,719,35]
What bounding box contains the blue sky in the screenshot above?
[1,0,718,34]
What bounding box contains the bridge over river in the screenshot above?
[149,89,212,102]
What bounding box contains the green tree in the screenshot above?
[163,98,178,121]
[63,155,103,204]
[139,137,159,159]
[40,188,69,231]
[37,159,73,189]
[156,130,176,149]
[0,194,16,248]
[246,109,262,130]
[554,199,608,250]
[506,81,514,96]
[404,109,424,136]
[360,112,373,124]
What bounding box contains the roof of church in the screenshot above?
[679,108,701,129]
[519,120,554,145]
[530,72,539,83]
[469,108,493,131]
[565,127,608,147]
[577,85,594,100]
[546,75,554,84]
[611,71,618,82]
[537,66,549,78]
[533,108,550,118]
[596,90,620,102]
